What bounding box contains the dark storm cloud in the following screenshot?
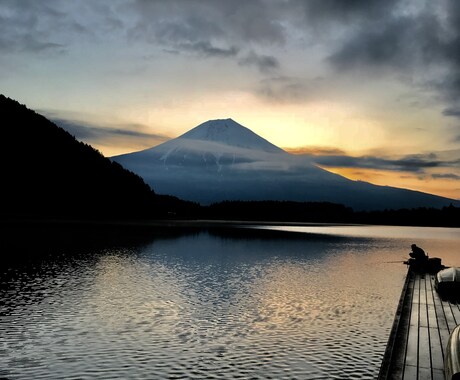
[0,0,123,55]
[298,0,398,21]
[127,0,286,45]
[0,0,66,54]
[329,16,415,70]
[129,13,238,59]
[328,9,448,72]
[325,0,460,123]
[125,0,285,63]
[0,0,285,54]
[4,0,460,129]
[312,153,460,174]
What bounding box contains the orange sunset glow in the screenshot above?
[1,0,459,201]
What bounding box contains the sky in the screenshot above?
[1,0,460,200]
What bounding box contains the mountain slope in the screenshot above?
[179,118,284,153]
[112,119,458,211]
[0,95,157,219]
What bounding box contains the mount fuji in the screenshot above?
[111,119,457,211]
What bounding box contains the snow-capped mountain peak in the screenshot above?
[178,118,283,153]
[111,118,458,210]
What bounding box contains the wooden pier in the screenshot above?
[379,270,460,380]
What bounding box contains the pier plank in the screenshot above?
[432,368,444,380]
[431,280,449,333]
[405,323,418,367]
[427,305,438,330]
[449,302,460,325]
[379,270,453,380]
[403,365,417,380]
[378,271,413,380]
[418,326,431,369]
[420,297,429,328]
[404,365,418,379]
[419,274,427,305]
[430,327,444,372]
[426,275,435,305]
[442,299,458,332]
[438,328,450,361]
[418,367,431,380]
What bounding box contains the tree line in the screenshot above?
[173,200,460,227]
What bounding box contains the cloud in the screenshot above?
[0,1,66,54]
[443,107,460,119]
[0,0,126,56]
[120,0,291,81]
[177,41,239,58]
[328,16,417,70]
[3,0,460,150]
[50,117,170,147]
[324,0,460,121]
[432,173,460,180]
[0,35,64,55]
[298,0,398,22]
[238,51,280,73]
[284,146,346,156]
[312,153,460,173]
[130,0,286,44]
[256,76,318,103]
[126,0,286,59]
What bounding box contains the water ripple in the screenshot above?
[0,228,437,379]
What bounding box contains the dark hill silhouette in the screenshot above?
[0,94,161,219]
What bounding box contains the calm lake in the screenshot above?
[1,223,459,379]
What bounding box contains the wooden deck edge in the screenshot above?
[378,268,413,380]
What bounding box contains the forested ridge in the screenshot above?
[1,94,158,219]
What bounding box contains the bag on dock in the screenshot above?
[405,256,444,274]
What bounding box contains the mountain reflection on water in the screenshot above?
[1,223,458,379]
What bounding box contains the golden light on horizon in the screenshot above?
[322,167,460,200]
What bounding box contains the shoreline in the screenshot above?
[2,217,458,229]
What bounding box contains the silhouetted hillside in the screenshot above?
[0,95,159,219]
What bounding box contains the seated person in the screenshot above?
[409,244,427,260]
